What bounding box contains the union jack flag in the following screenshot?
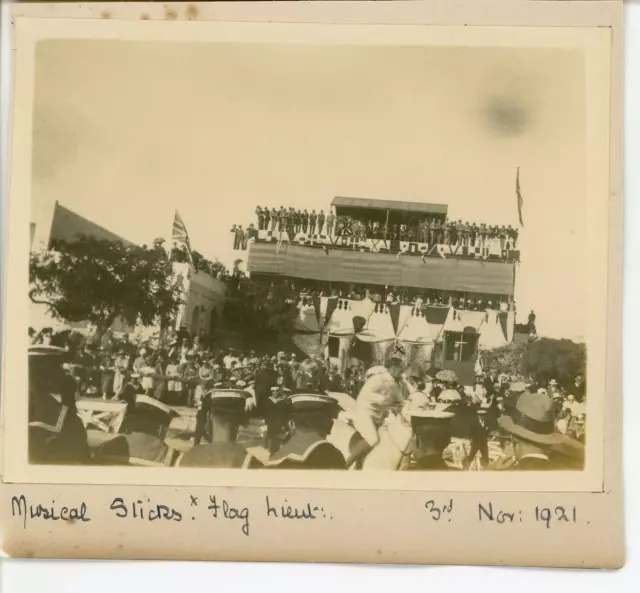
[172,210,195,268]
[516,166,524,227]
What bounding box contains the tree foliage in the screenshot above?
[30,236,183,334]
[521,338,586,387]
[222,279,297,337]
[481,337,586,388]
[480,342,527,377]
[170,247,226,277]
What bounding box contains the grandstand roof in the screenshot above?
[332,196,448,215]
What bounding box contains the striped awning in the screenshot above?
[248,242,515,294]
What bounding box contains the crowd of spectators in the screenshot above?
[259,278,515,314]
[29,322,584,470]
[240,206,520,250]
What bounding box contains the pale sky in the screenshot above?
[31,39,587,340]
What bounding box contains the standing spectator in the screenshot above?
[478,223,488,251]
[255,206,264,230]
[237,226,246,250]
[443,221,451,245]
[245,224,257,248]
[99,348,114,400]
[528,310,537,336]
[466,406,490,469]
[194,357,214,411]
[449,221,458,245]
[426,218,434,245]
[233,225,243,250]
[180,352,199,406]
[326,210,335,236]
[572,374,586,401]
[100,329,115,352]
[281,210,291,234]
[113,349,130,398]
[270,207,278,231]
[287,207,295,233]
[165,355,183,405]
[301,209,309,233]
[133,349,147,374]
[499,225,507,251]
[469,223,478,248]
[309,209,318,235]
[153,353,167,401]
[461,222,470,247]
[263,206,271,231]
[317,209,326,235]
[230,224,239,249]
[293,209,301,234]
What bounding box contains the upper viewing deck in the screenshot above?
[241,196,520,264]
[242,197,520,297]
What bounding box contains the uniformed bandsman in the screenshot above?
[28,345,90,465]
[264,392,346,470]
[93,395,179,467]
[178,389,262,469]
[407,405,458,471]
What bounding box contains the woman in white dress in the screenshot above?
[112,350,130,398]
[165,356,183,406]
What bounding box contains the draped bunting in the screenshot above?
[324,296,338,327]
[477,310,507,350]
[425,305,450,325]
[404,341,436,368]
[498,311,509,341]
[248,242,516,293]
[254,229,520,263]
[293,303,321,332]
[388,303,401,336]
[352,316,366,333]
[312,295,321,328]
[294,296,514,363]
[365,307,396,340]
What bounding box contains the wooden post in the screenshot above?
[384,209,390,241]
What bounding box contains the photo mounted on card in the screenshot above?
[0,1,623,567]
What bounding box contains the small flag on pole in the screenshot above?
[516,166,524,227]
[172,210,195,268]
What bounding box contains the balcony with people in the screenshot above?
[234,197,521,263]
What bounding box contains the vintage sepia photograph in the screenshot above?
[18,23,610,480]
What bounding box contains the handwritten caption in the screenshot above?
[424,499,581,529]
[10,495,586,535]
[10,494,330,536]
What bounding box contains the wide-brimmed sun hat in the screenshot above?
[437,389,462,403]
[435,369,458,383]
[498,391,567,445]
[508,381,527,394]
